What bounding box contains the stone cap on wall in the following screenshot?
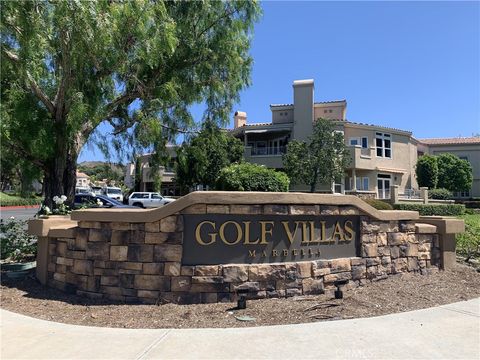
[70,191,419,223]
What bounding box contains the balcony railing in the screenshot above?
[249,146,286,156]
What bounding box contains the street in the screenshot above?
[0,208,38,222]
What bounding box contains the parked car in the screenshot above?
[75,186,95,196]
[128,192,175,208]
[103,186,123,202]
[74,194,136,209]
[91,186,103,195]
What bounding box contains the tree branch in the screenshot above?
[4,141,47,169]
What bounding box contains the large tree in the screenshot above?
[415,154,438,189]
[1,1,260,206]
[175,121,244,191]
[283,118,350,193]
[437,153,473,192]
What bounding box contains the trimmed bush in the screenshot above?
[429,188,453,200]
[393,203,465,216]
[363,198,393,210]
[416,155,438,189]
[456,214,480,262]
[216,163,290,192]
[0,193,42,207]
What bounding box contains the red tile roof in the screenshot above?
[419,137,480,145]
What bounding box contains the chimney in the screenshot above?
[293,79,314,141]
[234,111,247,129]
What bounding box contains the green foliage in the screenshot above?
[456,214,480,262]
[416,155,438,189]
[0,219,37,262]
[176,122,244,190]
[282,118,350,192]
[437,153,473,192]
[363,198,393,210]
[1,1,261,206]
[428,188,453,200]
[0,192,42,207]
[78,164,123,184]
[216,163,290,192]
[393,203,466,216]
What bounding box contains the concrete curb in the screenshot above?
[1,298,479,359]
[1,205,40,211]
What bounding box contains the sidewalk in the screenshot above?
[1,298,479,360]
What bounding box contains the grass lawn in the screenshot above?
[0,192,43,207]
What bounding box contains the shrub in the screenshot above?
[456,214,480,262]
[363,198,393,210]
[0,192,42,207]
[416,155,438,189]
[429,188,453,200]
[216,163,290,192]
[0,219,37,262]
[393,203,465,216]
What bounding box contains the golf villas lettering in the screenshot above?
[183,215,360,265]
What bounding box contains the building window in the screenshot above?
[375,132,392,158]
[349,138,359,146]
[324,110,328,114]
[361,137,368,149]
[329,109,333,113]
[353,177,369,191]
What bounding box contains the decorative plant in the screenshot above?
[0,218,37,262]
[38,195,71,217]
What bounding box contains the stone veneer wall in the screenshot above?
[44,204,440,304]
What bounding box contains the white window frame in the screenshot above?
[361,137,368,149]
[375,132,392,159]
[349,137,360,146]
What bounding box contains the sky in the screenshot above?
[78,0,480,162]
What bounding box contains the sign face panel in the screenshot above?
[183,215,360,265]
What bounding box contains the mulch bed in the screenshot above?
[1,263,479,329]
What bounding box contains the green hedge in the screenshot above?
[0,193,42,207]
[216,163,290,192]
[428,188,453,200]
[393,203,465,216]
[363,198,393,210]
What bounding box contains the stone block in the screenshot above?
[381,256,392,266]
[286,288,302,297]
[207,205,230,214]
[56,242,67,257]
[392,258,408,273]
[160,216,178,232]
[78,221,101,229]
[75,229,88,250]
[145,221,160,233]
[350,258,366,266]
[53,272,66,283]
[361,233,376,244]
[130,230,145,244]
[192,276,224,284]
[171,277,191,292]
[94,268,116,276]
[313,268,330,277]
[56,264,67,274]
[418,252,431,260]
[121,288,137,297]
[89,228,111,242]
[330,258,351,273]
[319,206,339,215]
[377,232,387,246]
[390,246,400,258]
[399,221,416,232]
[66,250,86,260]
[194,265,220,276]
[145,232,167,244]
[233,282,260,292]
[130,223,145,231]
[407,258,419,271]
[263,205,288,215]
[100,276,118,286]
[351,265,366,280]
[296,262,313,278]
[362,243,378,257]
[56,257,74,266]
[289,205,317,215]
[143,263,164,275]
[418,243,431,252]
[388,232,408,246]
[110,222,131,231]
[229,205,262,214]
[324,272,352,284]
[134,275,171,291]
[314,259,330,269]
[86,242,110,260]
[201,293,218,304]
[405,244,419,257]
[127,245,153,262]
[378,246,391,257]
[119,262,144,271]
[366,257,381,267]
[137,290,159,299]
[119,274,135,288]
[153,245,182,262]
[222,265,249,282]
[72,259,93,275]
[361,219,380,233]
[190,283,230,293]
[180,266,194,276]
[182,204,206,214]
[110,246,128,261]
[302,278,324,295]
[164,262,181,276]
[339,206,360,215]
[111,231,130,245]
[249,264,286,282]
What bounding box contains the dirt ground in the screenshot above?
[1,263,479,329]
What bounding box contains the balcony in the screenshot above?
[142,167,176,183]
[347,146,376,170]
[244,146,285,169]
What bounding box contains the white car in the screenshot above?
[128,192,175,208]
[103,186,123,202]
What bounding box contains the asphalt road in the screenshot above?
[0,207,38,222]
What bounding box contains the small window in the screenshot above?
[151,193,161,199]
[349,138,359,146]
[131,193,140,199]
[363,177,369,190]
[361,137,368,148]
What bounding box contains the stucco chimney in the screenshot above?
[293,79,314,141]
[234,111,247,129]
